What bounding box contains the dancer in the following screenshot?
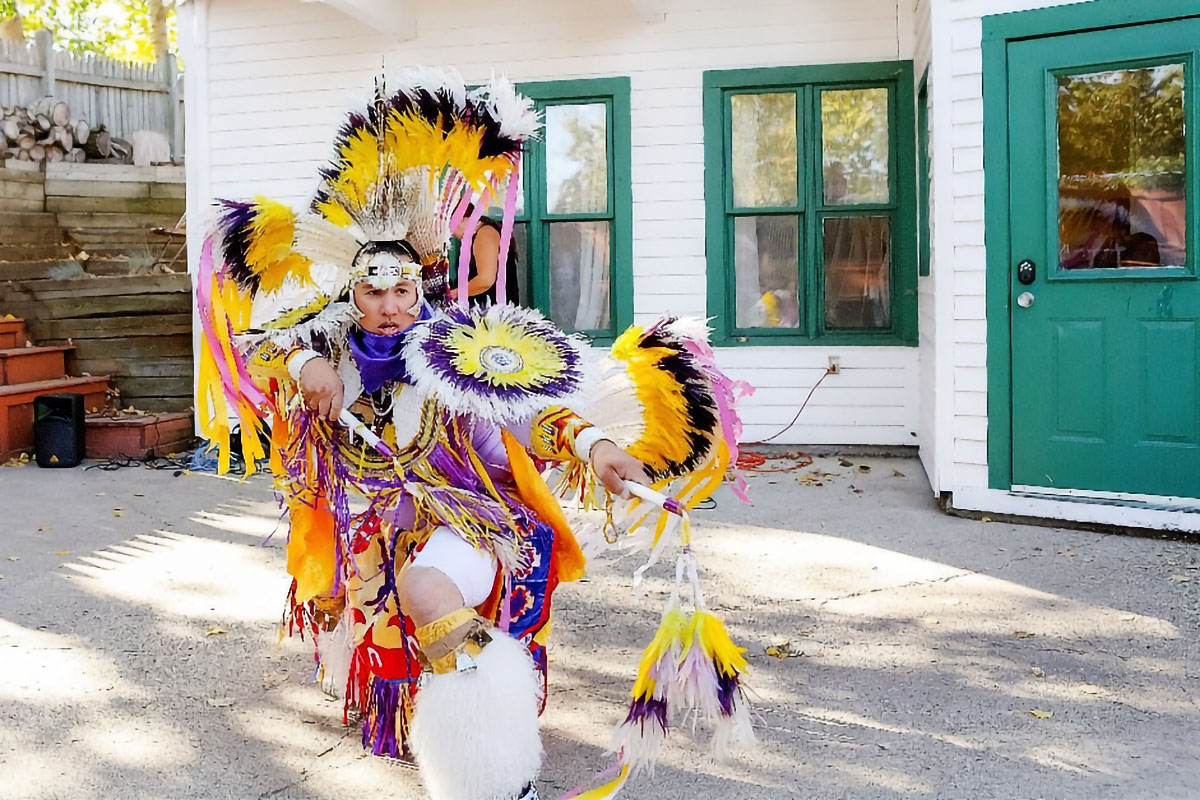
[195,70,754,800]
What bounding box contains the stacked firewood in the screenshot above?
[0,97,130,165]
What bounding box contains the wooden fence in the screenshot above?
[0,30,182,158]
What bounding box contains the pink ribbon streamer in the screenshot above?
[494,154,522,306]
[197,236,269,413]
[683,338,754,503]
[455,189,491,310]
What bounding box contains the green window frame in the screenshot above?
[495,78,633,342]
[703,61,918,346]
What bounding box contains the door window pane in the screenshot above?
[545,103,608,215]
[733,215,800,329]
[824,216,891,329]
[549,221,609,330]
[730,93,798,208]
[821,88,890,205]
[1058,64,1186,268]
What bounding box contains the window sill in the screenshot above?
[713,332,917,347]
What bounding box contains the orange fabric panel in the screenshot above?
[501,428,586,584]
[286,494,338,604]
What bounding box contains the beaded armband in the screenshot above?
[529,406,595,463]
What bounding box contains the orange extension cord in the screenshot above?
[734,366,834,473]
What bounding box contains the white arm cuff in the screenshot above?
[574,426,611,463]
[287,350,322,381]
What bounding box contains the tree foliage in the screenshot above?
[0,0,176,63]
[1058,64,1185,190]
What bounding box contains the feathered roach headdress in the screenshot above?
[195,69,540,470]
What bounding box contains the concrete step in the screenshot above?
[0,317,27,349]
[0,375,110,458]
[0,344,71,386]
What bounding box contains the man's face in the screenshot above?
[353,279,418,335]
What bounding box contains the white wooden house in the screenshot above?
[178,0,1200,533]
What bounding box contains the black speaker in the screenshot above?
[34,393,86,468]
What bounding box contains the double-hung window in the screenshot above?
[703,62,917,345]
[482,78,632,341]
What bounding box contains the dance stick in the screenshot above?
[337,408,396,458]
[623,480,684,516]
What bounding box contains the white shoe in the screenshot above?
[516,784,540,800]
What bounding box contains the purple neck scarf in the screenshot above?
[348,304,431,393]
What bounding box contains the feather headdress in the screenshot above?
[196,69,541,469]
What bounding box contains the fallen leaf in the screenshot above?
[6,556,17,562]
[1119,614,1137,622]
[1170,575,1192,584]
[1058,550,1076,557]
[1079,684,1102,695]
[765,644,802,659]
[48,454,58,464]
[892,469,906,478]
[765,635,802,658]
[980,516,993,523]
[1014,631,1036,639]
[1028,709,1054,719]
[133,493,144,497]
[56,550,71,556]
[37,526,50,532]
[838,458,853,467]
[921,616,940,625]
[857,464,871,474]
[205,625,227,636]
[1030,666,1045,678]
[263,672,289,687]
[112,510,122,518]
[205,698,235,708]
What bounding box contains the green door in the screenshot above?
[1008,20,1200,499]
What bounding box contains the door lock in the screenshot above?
[1016,291,1035,308]
[1017,259,1036,285]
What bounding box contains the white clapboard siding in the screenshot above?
[939,0,1087,487]
[195,0,919,446]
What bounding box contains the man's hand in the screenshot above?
[590,439,648,499]
[298,357,344,421]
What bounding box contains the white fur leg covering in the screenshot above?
[315,619,353,699]
[410,631,543,800]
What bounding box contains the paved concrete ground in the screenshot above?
[1,452,1197,800]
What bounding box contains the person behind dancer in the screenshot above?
[449,204,522,306]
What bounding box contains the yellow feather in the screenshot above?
[570,763,631,800]
[611,326,706,473]
[683,610,749,677]
[631,606,687,699]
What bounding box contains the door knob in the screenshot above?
[1016,291,1035,308]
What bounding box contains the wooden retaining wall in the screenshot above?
[0,274,192,412]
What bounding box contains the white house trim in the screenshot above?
[300,0,417,41]
[951,487,1200,534]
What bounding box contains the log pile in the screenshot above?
[0,97,130,165]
